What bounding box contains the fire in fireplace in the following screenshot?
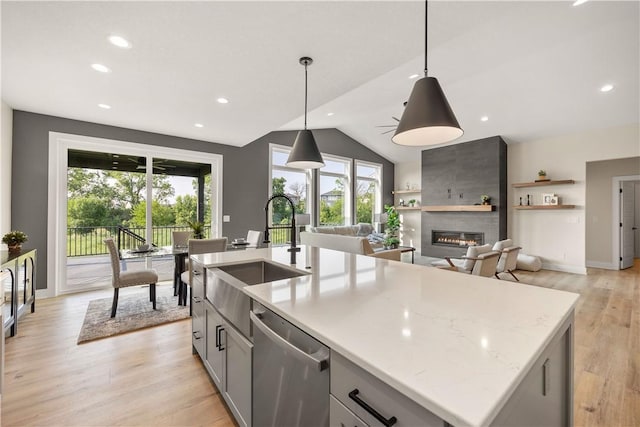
[432,230,485,247]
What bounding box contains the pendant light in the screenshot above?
[392,1,463,146]
[286,57,325,169]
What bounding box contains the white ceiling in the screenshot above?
[2,1,639,163]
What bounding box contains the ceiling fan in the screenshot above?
[128,157,176,171]
[375,116,400,135]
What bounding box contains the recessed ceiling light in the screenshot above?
[408,74,420,79]
[481,116,489,122]
[108,35,131,49]
[113,154,120,158]
[98,103,111,109]
[112,161,119,165]
[217,97,229,104]
[91,63,111,73]
[194,123,204,128]
[572,0,589,6]
[600,84,614,92]
[327,112,334,116]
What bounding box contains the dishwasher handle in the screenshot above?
[250,310,329,372]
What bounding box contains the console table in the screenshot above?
[1,249,36,337]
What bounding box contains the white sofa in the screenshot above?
[308,223,384,249]
[300,231,402,261]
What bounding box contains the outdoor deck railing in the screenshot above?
[67,225,211,257]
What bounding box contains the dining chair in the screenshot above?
[171,230,191,248]
[246,230,262,248]
[179,237,228,313]
[104,238,158,318]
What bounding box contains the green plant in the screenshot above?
[538,170,546,176]
[408,199,416,206]
[188,220,205,239]
[383,205,400,248]
[2,230,28,246]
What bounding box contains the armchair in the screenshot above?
[493,239,522,281]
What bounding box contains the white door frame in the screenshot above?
[46,132,223,298]
[612,174,640,270]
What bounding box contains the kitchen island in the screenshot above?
[191,245,579,427]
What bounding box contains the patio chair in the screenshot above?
[104,238,158,318]
[179,238,228,313]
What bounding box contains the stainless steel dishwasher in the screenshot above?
[251,302,330,427]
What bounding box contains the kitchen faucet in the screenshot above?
[264,193,300,265]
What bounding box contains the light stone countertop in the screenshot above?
[192,245,579,427]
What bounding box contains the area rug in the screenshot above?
[77,286,189,344]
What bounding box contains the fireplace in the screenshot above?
[432,230,484,248]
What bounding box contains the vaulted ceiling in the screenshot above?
[2,1,638,163]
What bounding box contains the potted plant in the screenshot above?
[2,230,28,253]
[408,199,417,207]
[538,169,547,180]
[188,220,205,239]
[383,205,401,249]
[481,195,491,205]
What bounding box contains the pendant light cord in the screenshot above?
[424,0,428,77]
[304,61,308,130]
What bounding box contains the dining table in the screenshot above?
[119,243,251,304]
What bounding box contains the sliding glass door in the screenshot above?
[52,133,222,295]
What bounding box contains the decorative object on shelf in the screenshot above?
[527,194,531,206]
[536,169,549,181]
[549,196,559,205]
[406,182,411,190]
[187,220,205,239]
[408,199,417,207]
[391,0,463,146]
[2,230,28,253]
[399,198,405,206]
[542,193,555,205]
[481,195,491,205]
[382,205,400,249]
[519,196,523,206]
[286,56,325,169]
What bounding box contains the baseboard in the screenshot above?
[541,262,587,275]
[35,287,55,300]
[585,260,618,270]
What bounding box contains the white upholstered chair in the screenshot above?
[432,244,501,277]
[104,238,158,318]
[171,230,191,248]
[179,238,228,312]
[492,239,522,281]
[246,230,262,248]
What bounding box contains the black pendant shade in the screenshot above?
[286,56,325,169]
[392,76,463,146]
[392,0,463,146]
[287,129,325,169]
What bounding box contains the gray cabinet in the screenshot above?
[330,395,369,427]
[330,351,444,427]
[191,259,252,427]
[1,249,36,337]
[490,315,574,426]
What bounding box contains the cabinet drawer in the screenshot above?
[192,312,204,357]
[330,394,369,427]
[331,351,443,427]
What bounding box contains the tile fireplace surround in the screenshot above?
[421,136,507,258]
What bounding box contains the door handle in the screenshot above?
[216,325,225,351]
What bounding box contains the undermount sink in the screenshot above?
[217,260,307,286]
[206,260,309,338]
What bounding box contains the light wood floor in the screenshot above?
[1,263,639,427]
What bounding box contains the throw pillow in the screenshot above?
[357,223,374,236]
[492,239,513,252]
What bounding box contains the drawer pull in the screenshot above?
[348,389,397,427]
[193,296,202,303]
[543,358,550,396]
[192,331,202,340]
[216,325,225,351]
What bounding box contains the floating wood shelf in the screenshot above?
[421,205,494,212]
[395,206,420,211]
[512,179,575,188]
[513,205,576,210]
[392,189,421,194]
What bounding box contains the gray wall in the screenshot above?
[421,136,507,258]
[11,111,393,289]
[585,156,640,265]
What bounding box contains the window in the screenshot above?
[269,145,312,243]
[355,161,382,224]
[319,155,351,226]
